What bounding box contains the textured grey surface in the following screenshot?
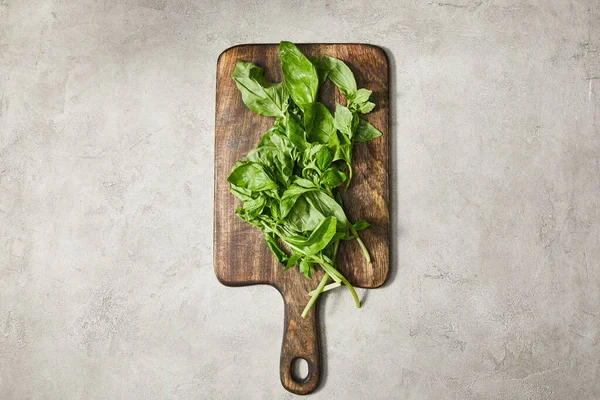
[1,0,599,399]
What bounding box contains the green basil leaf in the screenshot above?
[351,88,372,104]
[285,216,338,256]
[335,191,343,205]
[280,184,318,218]
[247,147,293,187]
[322,56,357,98]
[321,168,346,187]
[355,118,383,143]
[327,129,342,159]
[259,126,292,153]
[300,258,313,279]
[303,143,323,160]
[284,196,325,233]
[280,41,319,108]
[309,55,329,87]
[302,144,331,169]
[353,220,370,231]
[265,232,289,265]
[327,131,353,187]
[351,111,360,133]
[232,61,288,117]
[329,130,353,163]
[282,184,317,200]
[334,104,354,137]
[294,177,318,188]
[355,101,376,114]
[230,183,254,202]
[243,195,267,218]
[304,102,335,144]
[315,146,332,171]
[227,161,278,192]
[285,253,302,271]
[258,127,279,148]
[235,205,255,225]
[286,113,308,150]
[304,191,350,234]
[246,146,277,166]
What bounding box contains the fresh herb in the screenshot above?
[228,41,383,317]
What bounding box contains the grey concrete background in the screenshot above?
[1,0,599,399]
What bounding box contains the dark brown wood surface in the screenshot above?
[213,44,389,395]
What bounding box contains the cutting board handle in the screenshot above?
[279,291,320,395]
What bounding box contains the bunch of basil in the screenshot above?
[228,41,382,317]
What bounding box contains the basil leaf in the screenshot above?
[259,126,292,153]
[284,196,325,233]
[334,104,354,137]
[300,258,313,279]
[334,105,359,140]
[247,147,293,187]
[229,183,254,202]
[232,61,288,117]
[322,56,357,98]
[321,168,346,187]
[285,253,302,271]
[285,216,338,256]
[304,191,350,234]
[309,55,329,87]
[286,113,308,150]
[314,146,332,171]
[294,177,318,188]
[326,129,353,186]
[282,184,318,199]
[304,102,335,144]
[265,232,289,265]
[355,119,383,143]
[353,220,370,231]
[351,88,372,104]
[227,161,278,192]
[355,101,376,114]
[302,144,331,170]
[349,88,376,114]
[280,184,318,219]
[280,41,319,108]
[243,195,267,218]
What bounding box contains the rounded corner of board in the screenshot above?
[371,274,390,289]
[216,44,247,65]
[364,44,389,63]
[213,266,234,287]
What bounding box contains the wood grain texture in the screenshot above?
[213,44,389,395]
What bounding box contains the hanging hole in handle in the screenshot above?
[291,357,310,383]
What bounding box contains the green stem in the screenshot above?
[326,243,342,284]
[327,271,342,284]
[320,261,360,308]
[352,227,371,263]
[302,273,329,318]
[332,239,340,264]
[325,187,334,198]
[345,164,353,190]
[308,282,341,296]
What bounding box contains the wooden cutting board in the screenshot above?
[213,44,390,395]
